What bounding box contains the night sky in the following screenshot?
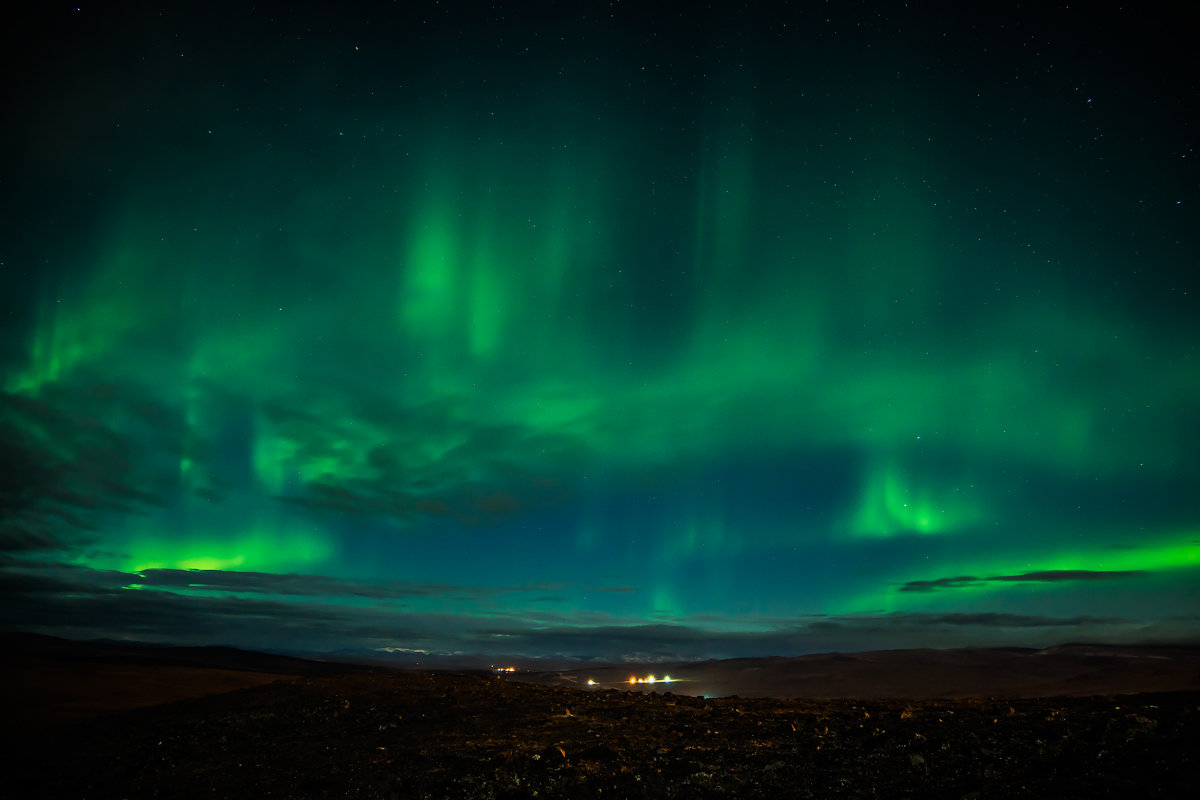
[2,1,1198,663]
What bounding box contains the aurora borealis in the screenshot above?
[2,1,1198,662]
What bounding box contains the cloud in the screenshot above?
[1,561,1191,662]
[0,382,179,555]
[1,561,632,615]
[990,569,1149,583]
[897,575,982,593]
[456,612,1147,661]
[131,568,582,601]
[0,522,91,554]
[259,394,581,530]
[899,569,1149,593]
[0,564,433,648]
[896,612,1127,628]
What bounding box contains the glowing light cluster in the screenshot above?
[627,674,674,685]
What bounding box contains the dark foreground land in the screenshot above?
[5,669,1198,799]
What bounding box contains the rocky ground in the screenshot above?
[5,671,1197,799]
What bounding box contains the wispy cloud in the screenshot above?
[991,569,1149,583]
[897,575,982,593]
[132,568,582,601]
[2,562,1182,661]
[0,383,179,555]
[899,569,1149,593]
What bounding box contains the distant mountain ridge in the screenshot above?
[0,631,371,676]
[5,631,1200,700]
[516,642,1200,699]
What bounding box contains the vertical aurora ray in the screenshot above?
[5,226,168,394]
[401,208,461,347]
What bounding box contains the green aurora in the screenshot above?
[1,1,1197,659]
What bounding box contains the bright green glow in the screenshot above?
[1012,537,1199,575]
[6,233,159,393]
[179,378,200,490]
[134,555,246,572]
[888,534,1200,609]
[252,408,392,494]
[468,246,505,357]
[252,431,296,494]
[7,298,69,393]
[401,210,459,342]
[652,585,681,621]
[99,524,335,576]
[850,461,982,537]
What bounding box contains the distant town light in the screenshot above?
[622,673,678,686]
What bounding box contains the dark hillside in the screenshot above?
[6,670,1198,799]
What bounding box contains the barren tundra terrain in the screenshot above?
[3,635,1198,799]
